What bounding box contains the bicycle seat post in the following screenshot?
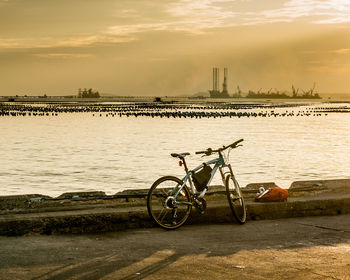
[181,157,190,174]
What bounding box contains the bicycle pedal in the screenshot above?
[194,206,205,215]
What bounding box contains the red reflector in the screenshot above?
[179,161,182,166]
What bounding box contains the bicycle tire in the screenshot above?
[147,176,192,230]
[225,174,247,224]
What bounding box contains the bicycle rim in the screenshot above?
[147,176,192,229]
[225,174,247,224]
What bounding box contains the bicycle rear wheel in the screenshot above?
[225,174,246,224]
[147,176,192,230]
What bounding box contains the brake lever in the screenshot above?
[232,144,243,149]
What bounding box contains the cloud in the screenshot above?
[167,0,235,27]
[107,0,236,36]
[329,48,350,54]
[107,23,169,36]
[302,48,350,55]
[1,0,350,51]
[308,64,350,73]
[247,0,350,25]
[0,35,135,49]
[33,53,94,59]
[107,0,350,38]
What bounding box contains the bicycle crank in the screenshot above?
[193,196,207,215]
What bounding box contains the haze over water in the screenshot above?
[1,1,350,97]
[1,0,350,197]
[1,102,349,197]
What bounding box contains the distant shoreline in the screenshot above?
[1,95,350,103]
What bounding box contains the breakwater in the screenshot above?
[1,102,348,119]
[0,179,349,236]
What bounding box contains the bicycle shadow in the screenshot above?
[31,252,182,280]
[2,215,349,280]
[26,232,185,280]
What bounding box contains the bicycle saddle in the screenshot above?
[171,152,190,158]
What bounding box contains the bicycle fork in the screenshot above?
[219,164,233,185]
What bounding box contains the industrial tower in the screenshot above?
[209,67,230,98]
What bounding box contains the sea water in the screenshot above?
[0,102,349,196]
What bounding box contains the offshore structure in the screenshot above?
[209,67,230,98]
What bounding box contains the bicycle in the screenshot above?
[147,139,247,229]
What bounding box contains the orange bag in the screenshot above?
[255,187,288,202]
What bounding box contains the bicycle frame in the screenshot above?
[147,139,246,229]
[172,153,234,202]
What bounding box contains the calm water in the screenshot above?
[1,102,350,197]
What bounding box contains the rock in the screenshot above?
[289,179,350,196]
[56,191,107,199]
[0,194,52,210]
[245,182,279,191]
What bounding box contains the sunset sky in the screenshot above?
[1,0,350,96]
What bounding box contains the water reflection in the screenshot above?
[0,102,349,196]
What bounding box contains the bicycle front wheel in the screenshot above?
[225,174,246,224]
[147,176,192,230]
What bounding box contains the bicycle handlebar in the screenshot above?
[195,139,244,156]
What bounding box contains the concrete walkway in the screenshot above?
[0,214,349,280]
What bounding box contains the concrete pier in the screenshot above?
[0,179,349,236]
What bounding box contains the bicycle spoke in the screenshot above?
[147,176,192,229]
[158,209,169,223]
[172,208,178,219]
[177,201,192,206]
[225,174,246,224]
[161,189,169,197]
